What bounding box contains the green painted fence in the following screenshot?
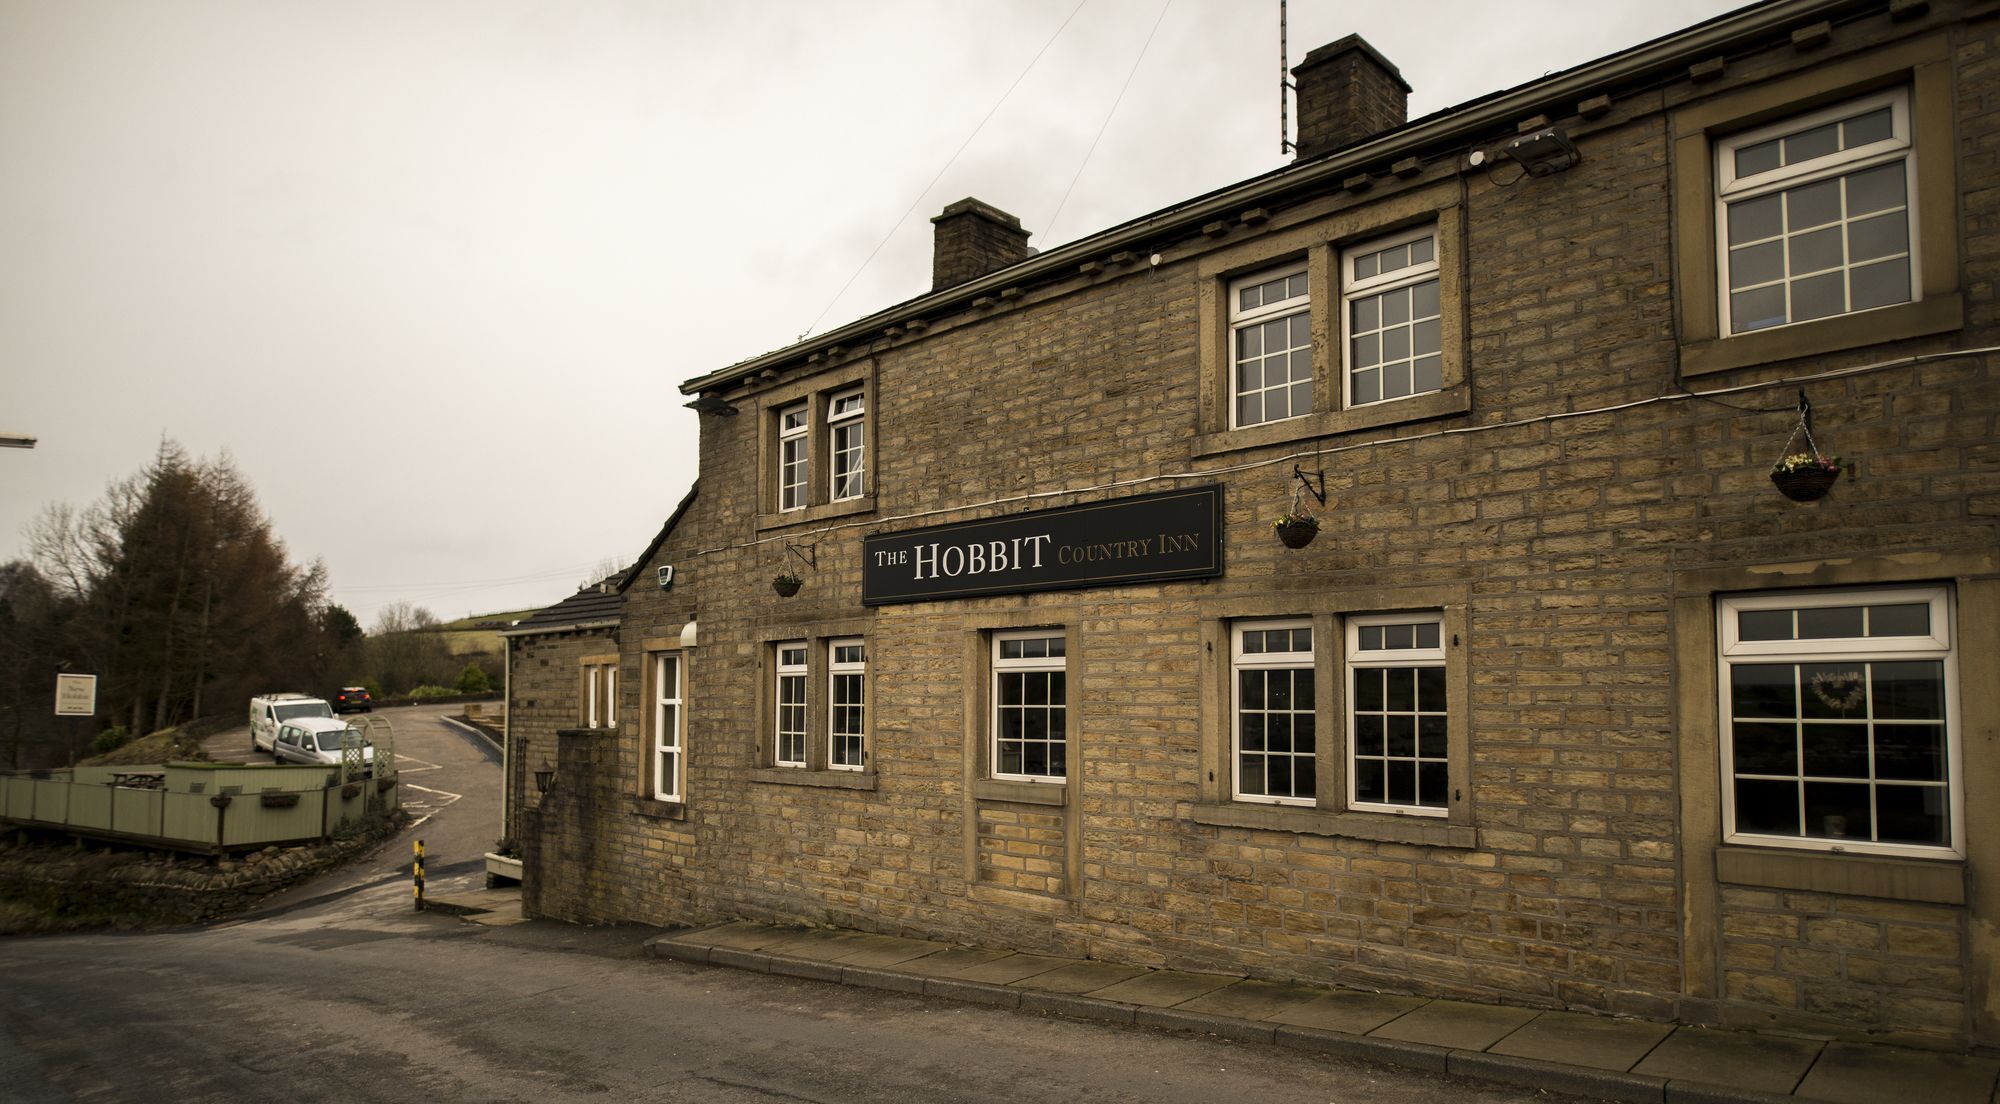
[0,756,401,854]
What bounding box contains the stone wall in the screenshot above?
[517,2,2000,1049]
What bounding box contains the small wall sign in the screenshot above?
[863,485,1223,606]
[54,673,97,717]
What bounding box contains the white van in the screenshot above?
[249,693,334,753]
[272,716,375,772]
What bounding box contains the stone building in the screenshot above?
[507,0,2000,1050]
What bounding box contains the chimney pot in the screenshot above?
[932,198,1032,291]
[1291,34,1411,160]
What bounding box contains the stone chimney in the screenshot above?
[931,198,1032,291]
[1291,35,1411,160]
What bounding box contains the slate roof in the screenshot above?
[507,577,624,636]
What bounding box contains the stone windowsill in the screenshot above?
[1190,801,1475,848]
[630,796,687,820]
[555,727,618,740]
[972,778,1067,806]
[755,495,875,533]
[1713,845,1964,905]
[1191,386,1470,461]
[750,767,879,791]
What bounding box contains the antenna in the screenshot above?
[1279,0,1296,155]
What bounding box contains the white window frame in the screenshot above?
[1341,225,1442,410]
[652,653,683,802]
[1345,612,1449,817]
[1715,87,1916,337]
[828,637,866,771]
[774,642,808,768]
[1228,262,1312,429]
[1717,586,1961,859]
[991,629,1067,782]
[778,403,809,512]
[1232,619,1316,807]
[827,389,866,503]
[584,662,616,729]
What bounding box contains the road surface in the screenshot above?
[0,705,1576,1103]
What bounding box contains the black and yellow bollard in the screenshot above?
[413,838,425,911]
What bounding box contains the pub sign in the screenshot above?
[863,485,1222,606]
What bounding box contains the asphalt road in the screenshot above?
[0,705,1577,1103]
[200,702,503,903]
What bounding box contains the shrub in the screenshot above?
[91,726,131,754]
[407,684,457,700]
[454,663,491,694]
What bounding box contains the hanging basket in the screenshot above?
[1771,465,1840,502]
[1770,391,1843,504]
[1275,519,1320,549]
[772,575,802,597]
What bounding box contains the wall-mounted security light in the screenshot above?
[686,393,739,416]
[1501,126,1581,176]
[0,433,36,449]
[656,565,675,591]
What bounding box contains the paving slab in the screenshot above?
[677,921,789,952]
[893,947,1016,977]
[1793,1041,2000,1104]
[951,953,1076,986]
[1367,999,1540,1052]
[758,929,876,958]
[1178,978,1326,1023]
[1012,960,1147,994]
[1487,1010,1675,1072]
[1084,969,1240,1008]
[463,901,531,927]
[1632,1026,1823,1096]
[827,935,950,968]
[1265,989,1428,1035]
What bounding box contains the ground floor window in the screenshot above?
[1347,614,1448,815]
[774,642,807,767]
[651,653,683,802]
[1719,586,1958,856]
[1233,620,1315,804]
[583,658,617,728]
[829,638,866,770]
[993,630,1066,780]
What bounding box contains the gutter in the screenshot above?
[497,618,622,639]
[682,0,1864,397]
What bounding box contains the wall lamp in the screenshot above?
[534,761,555,794]
[686,393,739,417]
[1501,126,1581,176]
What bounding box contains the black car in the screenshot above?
[332,686,373,714]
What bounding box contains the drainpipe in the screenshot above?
[500,635,511,842]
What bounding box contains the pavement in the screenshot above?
[416,879,2000,1103]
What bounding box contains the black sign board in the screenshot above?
[863,486,1223,606]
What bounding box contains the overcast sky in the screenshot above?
[0,0,1746,626]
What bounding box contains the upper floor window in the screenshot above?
[1347,613,1448,815]
[774,642,808,767]
[828,638,866,770]
[992,630,1067,780]
[828,389,866,502]
[778,404,809,512]
[1229,264,1312,428]
[1716,88,1913,336]
[1343,227,1441,407]
[1233,620,1316,806]
[1718,586,1958,857]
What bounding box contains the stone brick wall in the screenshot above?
[506,626,617,844]
[1719,887,1967,1045]
[518,2,2000,1049]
